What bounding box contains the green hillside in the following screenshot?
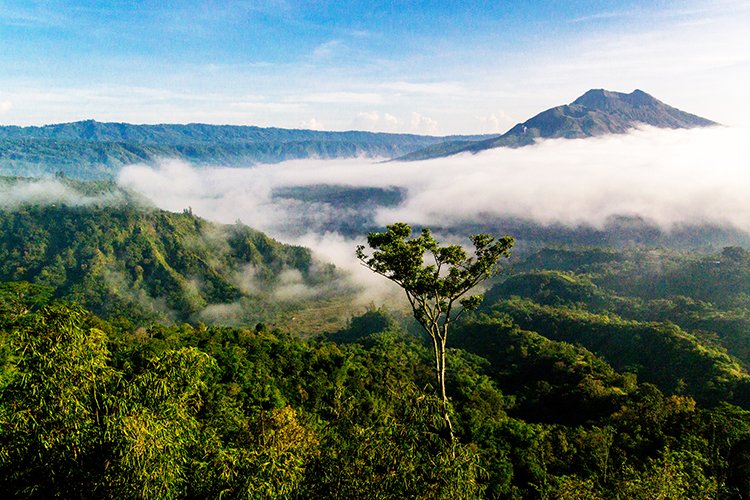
[0,198,350,328]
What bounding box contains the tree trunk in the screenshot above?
[438,340,455,455]
[430,332,441,390]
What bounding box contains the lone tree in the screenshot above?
[356,223,513,445]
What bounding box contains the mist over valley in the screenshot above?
[3,90,748,319]
[115,124,750,258]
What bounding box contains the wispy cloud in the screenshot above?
[312,39,344,59]
[568,10,634,24]
[0,3,68,27]
[230,100,305,113]
[0,179,123,207]
[382,81,465,95]
[290,91,384,105]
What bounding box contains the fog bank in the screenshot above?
[113,125,750,297]
[118,125,750,233]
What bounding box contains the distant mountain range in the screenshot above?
[394,89,718,161]
[0,89,718,177]
[0,121,493,179]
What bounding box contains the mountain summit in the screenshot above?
[395,89,718,161]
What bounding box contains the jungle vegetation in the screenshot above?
[1,202,750,498]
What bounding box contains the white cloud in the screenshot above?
[351,111,399,132]
[377,125,750,230]
[231,100,305,113]
[292,231,403,305]
[410,112,438,135]
[0,4,68,27]
[117,125,750,235]
[568,10,631,24]
[290,91,384,105]
[383,81,465,95]
[352,111,380,130]
[0,101,11,113]
[475,112,512,134]
[0,179,123,207]
[299,117,325,130]
[383,113,399,129]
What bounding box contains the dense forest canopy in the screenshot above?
[1,179,750,497]
[2,273,750,497]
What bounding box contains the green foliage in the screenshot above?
[0,303,116,496]
[485,270,613,309]
[615,448,717,499]
[454,314,637,425]
[486,248,750,389]
[357,224,514,317]
[1,290,750,498]
[484,298,748,405]
[0,203,344,330]
[325,306,398,344]
[4,222,750,498]
[106,347,214,498]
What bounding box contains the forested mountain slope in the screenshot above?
[0,120,493,179]
[0,200,346,326]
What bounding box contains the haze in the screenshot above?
[116,125,749,268]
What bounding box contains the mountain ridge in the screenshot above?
[0,119,493,145]
[0,121,495,179]
[395,89,718,161]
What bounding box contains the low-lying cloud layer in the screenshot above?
[2,125,746,314]
[118,125,750,233]
[115,125,750,293]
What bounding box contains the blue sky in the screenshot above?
[0,0,748,133]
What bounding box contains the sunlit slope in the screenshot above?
[0,201,349,326]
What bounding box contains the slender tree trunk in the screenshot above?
[437,336,455,456]
[430,331,441,390]
[429,325,455,455]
